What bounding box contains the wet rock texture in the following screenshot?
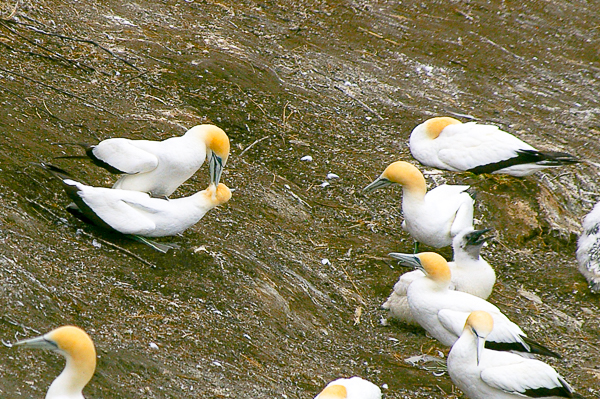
[0,0,598,398]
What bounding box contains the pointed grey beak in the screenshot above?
[14,335,57,351]
[389,253,423,271]
[363,177,393,192]
[466,228,494,247]
[209,153,224,186]
[476,334,485,366]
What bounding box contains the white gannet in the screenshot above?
[576,201,600,293]
[14,325,96,399]
[383,228,496,325]
[364,161,474,248]
[409,117,579,177]
[314,377,381,399]
[61,178,231,237]
[58,124,230,197]
[406,252,560,357]
[448,311,582,399]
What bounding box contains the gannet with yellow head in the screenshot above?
[59,124,230,198]
[14,325,96,399]
[364,161,474,248]
[314,377,381,399]
[448,311,581,399]
[62,179,232,237]
[383,228,496,325]
[405,252,560,357]
[409,117,579,176]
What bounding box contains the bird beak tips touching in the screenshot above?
[388,253,423,270]
[363,177,392,192]
[209,153,224,186]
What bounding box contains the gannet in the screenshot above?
[61,178,231,237]
[448,311,582,399]
[364,161,474,248]
[576,201,600,293]
[14,325,96,399]
[383,228,496,325]
[314,377,381,399]
[406,252,560,357]
[409,117,579,177]
[58,124,230,197]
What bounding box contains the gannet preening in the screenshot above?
[14,325,96,399]
[60,178,231,237]
[57,124,230,197]
[383,228,496,325]
[406,252,560,357]
[448,311,583,399]
[576,201,600,293]
[408,117,579,177]
[314,377,381,399]
[364,161,474,248]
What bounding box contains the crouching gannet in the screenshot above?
[409,117,579,177]
[61,178,231,237]
[448,311,583,399]
[576,201,600,293]
[383,228,496,325]
[406,252,560,357]
[57,124,230,197]
[14,325,96,399]
[314,377,381,399]
[364,161,474,248]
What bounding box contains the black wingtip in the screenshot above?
[521,336,562,358]
[518,149,580,166]
[36,162,73,180]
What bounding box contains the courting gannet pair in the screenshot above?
[364,161,474,248]
[314,377,381,399]
[409,117,579,177]
[406,252,559,357]
[14,326,96,399]
[449,311,583,399]
[576,201,600,293]
[383,228,496,325]
[59,124,230,198]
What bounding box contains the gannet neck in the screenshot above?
[419,117,462,140]
[199,183,232,207]
[17,326,96,399]
[186,124,230,163]
[417,252,451,286]
[382,161,427,198]
[317,384,347,399]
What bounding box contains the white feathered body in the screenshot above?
[97,133,208,197]
[401,184,474,248]
[410,121,549,177]
[66,180,220,237]
[449,329,573,399]
[576,201,600,293]
[383,254,495,324]
[406,278,525,347]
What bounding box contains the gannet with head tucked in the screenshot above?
[448,311,582,399]
[409,117,579,177]
[383,228,496,325]
[314,377,381,399]
[576,201,600,293]
[364,161,474,248]
[61,178,231,237]
[58,124,230,197]
[14,325,96,399]
[406,252,560,357]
